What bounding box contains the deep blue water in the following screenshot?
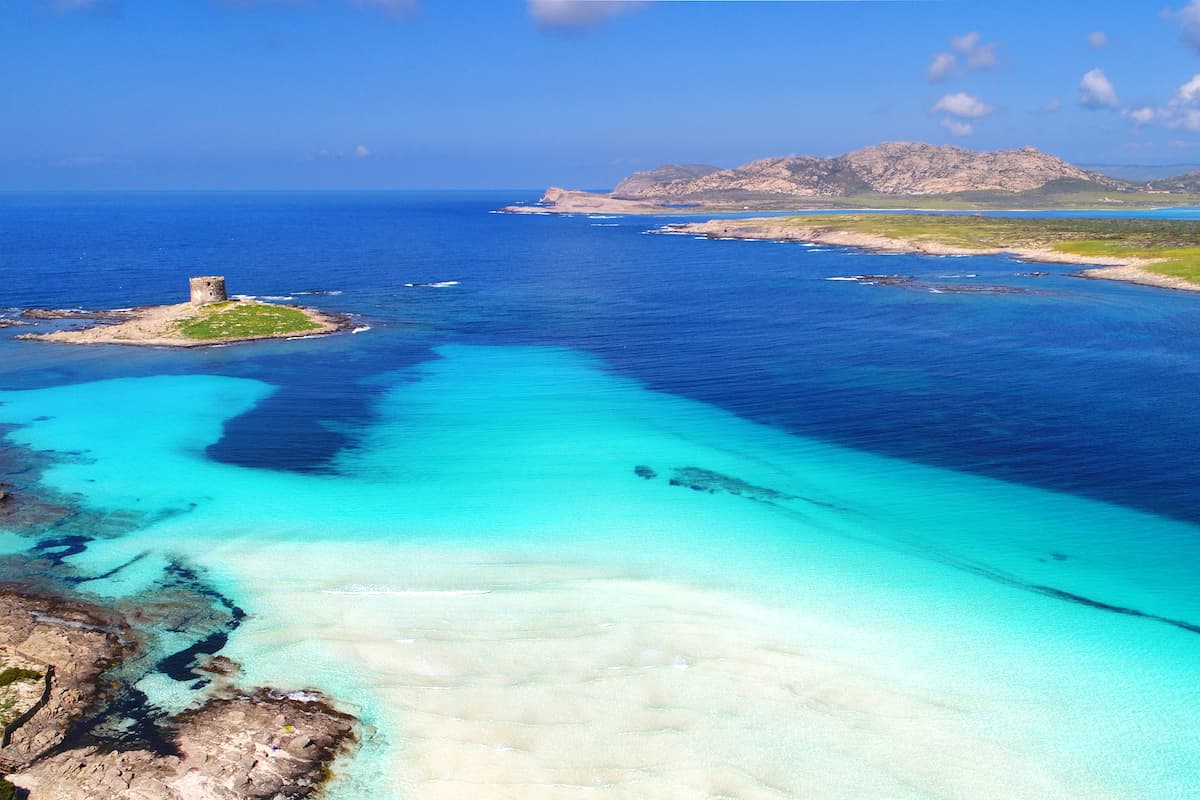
[3,191,1199,524]
[4,192,1200,798]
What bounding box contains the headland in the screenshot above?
[499,142,1200,215]
[663,214,1200,292]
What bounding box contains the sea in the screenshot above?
[0,192,1198,799]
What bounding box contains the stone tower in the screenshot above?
[189,276,227,306]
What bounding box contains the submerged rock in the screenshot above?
[633,465,657,480]
[667,467,796,503]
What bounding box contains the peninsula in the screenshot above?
[17,277,348,348]
[502,142,1200,215]
[664,215,1200,292]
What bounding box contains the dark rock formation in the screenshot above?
[11,689,356,800]
[0,587,357,800]
[19,309,132,322]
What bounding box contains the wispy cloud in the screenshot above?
[1087,31,1108,49]
[527,0,646,32]
[1079,68,1119,109]
[1037,98,1062,115]
[353,144,371,158]
[951,31,999,69]
[940,119,974,137]
[1169,1,1200,52]
[1122,106,1156,126]
[925,53,956,82]
[924,31,1000,82]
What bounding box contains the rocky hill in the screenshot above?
[611,142,1126,201]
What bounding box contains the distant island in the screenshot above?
[663,215,1200,291]
[18,276,349,348]
[501,142,1200,214]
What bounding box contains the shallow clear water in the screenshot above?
[1,193,1198,798]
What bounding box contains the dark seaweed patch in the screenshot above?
[32,535,91,566]
[1029,585,1200,636]
[156,631,229,684]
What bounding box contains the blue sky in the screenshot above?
[6,0,1200,189]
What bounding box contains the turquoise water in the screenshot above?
[1,344,1197,798]
[1,193,1199,797]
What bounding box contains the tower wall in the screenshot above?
[189,276,227,306]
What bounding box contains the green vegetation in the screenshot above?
[769,214,1200,284]
[0,777,17,800]
[176,301,322,341]
[701,183,1200,213]
[0,667,41,689]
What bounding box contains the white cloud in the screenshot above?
[926,52,956,82]
[1172,1,1200,52]
[527,0,645,32]
[1117,74,1200,132]
[353,144,371,158]
[1079,68,1119,109]
[1123,106,1156,125]
[1039,98,1062,114]
[940,118,974,137]
[931,92,994,119]
[1178,73,1200,103]
[1088,31,1108,48]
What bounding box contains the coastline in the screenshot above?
[665,218,1200,293]
[497,187,1200,217]
[0,583,358,799]
[16,300,351,348]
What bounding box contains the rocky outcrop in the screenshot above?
[11,689,356,800]
[0,589,132,768]
[0,587,357,800]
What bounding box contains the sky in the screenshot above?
[6,0,1200,189]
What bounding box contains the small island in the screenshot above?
[665,215,1200,292]
[18,277,348,348]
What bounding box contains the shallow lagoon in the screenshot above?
[1,193,1199,798]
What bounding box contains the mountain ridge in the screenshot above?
[611,142,1125,201]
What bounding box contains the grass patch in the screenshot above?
[0,777,17,800]
[762,214,1200,284]
[0,667,41,689]
[176,301,322,341]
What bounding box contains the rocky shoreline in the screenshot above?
[0,586,357,800]
[14,301,351,348]
[664,219,1200,294]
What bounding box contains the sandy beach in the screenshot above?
[667,219,1200,293]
